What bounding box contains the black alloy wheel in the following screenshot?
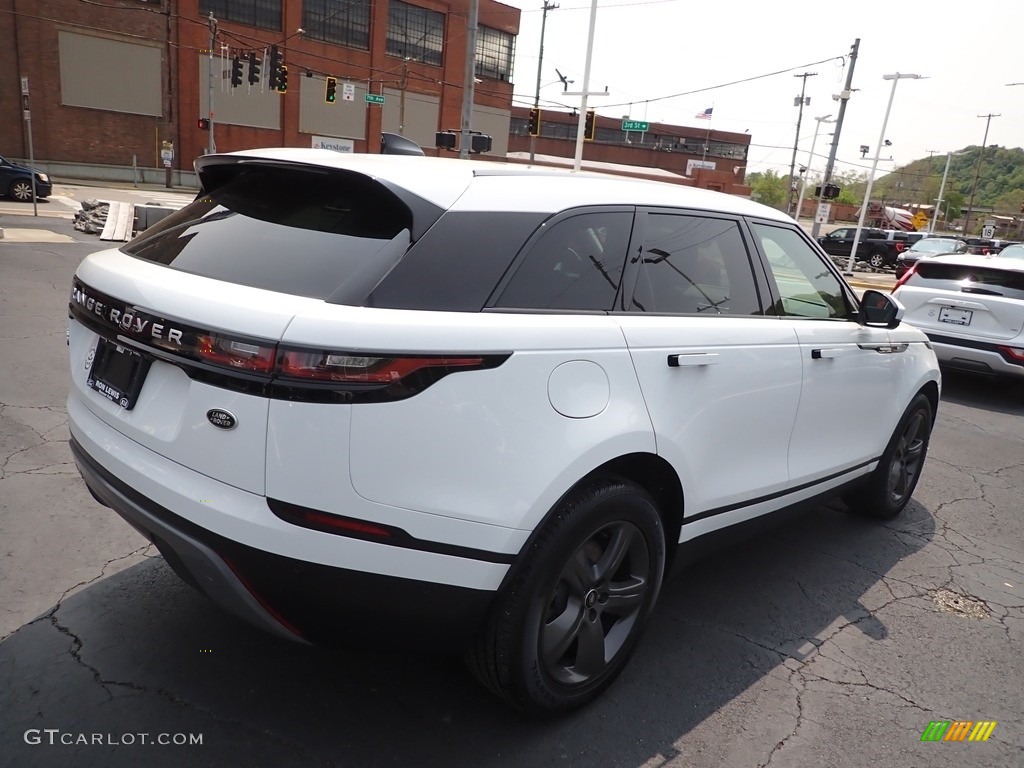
[466,476,666,716]
[885,404,930,507]
[540,520,652,686]
[844,393,933,519]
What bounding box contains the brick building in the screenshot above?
[1,0,519,177]
[507,106,753,194]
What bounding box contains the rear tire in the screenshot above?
[868,251,887,269]
[466,476,666,716]
[844,394,932,519]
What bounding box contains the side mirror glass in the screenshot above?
[860,289,904,329]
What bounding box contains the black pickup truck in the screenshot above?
[816,227,909,269]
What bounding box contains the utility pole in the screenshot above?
[786,72,817,216]
[207,13,217,154]
[564,0,604,171]
[962,113,1000,236]
[529,1,558,162]
[810,38,859,240]
[459,0,479,159]
[930,151,953,234]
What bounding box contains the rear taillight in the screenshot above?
[194,334,276,373]
[895,242,905,252]
[893,263,917,290]
[997,346,1024,365]
[277,351,485,383]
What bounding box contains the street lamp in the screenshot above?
[845,73,925,275]
[794,114,835,223]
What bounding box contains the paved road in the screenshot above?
[1,215,1020,767]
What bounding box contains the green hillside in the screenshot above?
[871,145,1024,222]
[746,145,1024,234]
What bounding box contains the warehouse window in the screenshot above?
[475,25,514,82]
[387,1,444,66]
[302,0,371,50]
[200,0,282,30]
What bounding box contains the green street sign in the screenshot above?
[621,120,649,132]
[365,94,385,105]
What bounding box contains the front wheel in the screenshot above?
[844,394,933,519]
[466,477,666,716]
[9,180,33,202]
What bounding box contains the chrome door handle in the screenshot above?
[667,353,719,367]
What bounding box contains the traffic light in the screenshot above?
[276,65,288,93]
[584,109,596,141]
[267,45,282,90]
[527,107,541,137]
[823,183,841,200]
[197,117,210,131]
[325,77,337,103]
[230,56,243,88]
[247,52,260,85]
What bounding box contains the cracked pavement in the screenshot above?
[1,216,1022,767]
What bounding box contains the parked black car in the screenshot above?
[0,155,52,201]
[894,237,968,279]
[817,227,908,269]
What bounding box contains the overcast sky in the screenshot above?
[504,0,1024,180]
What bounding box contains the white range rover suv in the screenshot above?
[67,149,940,715]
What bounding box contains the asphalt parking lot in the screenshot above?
[1,212,1021,768]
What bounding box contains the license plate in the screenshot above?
[87,339,151,409]
[938,306,972,326]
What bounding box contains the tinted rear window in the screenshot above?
[121,166,414,300]
[909,261,1024,300]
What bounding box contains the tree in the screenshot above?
[746,170,787,209]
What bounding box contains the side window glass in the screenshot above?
[629,214,760,315]
[752,223,852,319]
[495,212,631,311]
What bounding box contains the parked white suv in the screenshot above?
[67,149,940,715]
[892,253,1024,379]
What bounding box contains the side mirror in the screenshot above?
[859,289,904,329]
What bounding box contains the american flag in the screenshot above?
[695,107,713,120]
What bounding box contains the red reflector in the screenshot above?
[278,351,485,383]
[296,509,393,537]
[998,346,1024,362]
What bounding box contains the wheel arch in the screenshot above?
[500,452,684,595]
[918,379,940,426]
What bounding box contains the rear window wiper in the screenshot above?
[961,286,1003,296]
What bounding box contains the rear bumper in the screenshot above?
[927,333,1024,379]
[68,430,499,652]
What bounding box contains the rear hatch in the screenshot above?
[68,158,440,494]
[895,259,1024,341]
